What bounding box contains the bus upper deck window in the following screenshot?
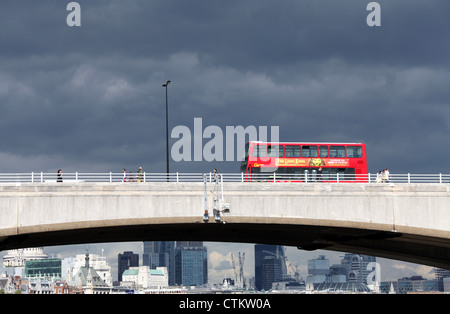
[319,146,328,158]
[302,145,318,158]
[330,146,345,158]
[285,145,301,157]
[268,145,280,157]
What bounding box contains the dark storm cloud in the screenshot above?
[0,1,449,173]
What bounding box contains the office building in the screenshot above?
[118,251,139,282]
[143,241,175,285]
[25,258,62,279]
[306,255,330,285]
[175,242,208,286]
[122,266,168,289]
[435,268,450,291]
[254,244,287,291]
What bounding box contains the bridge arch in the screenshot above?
[0,182,449,269]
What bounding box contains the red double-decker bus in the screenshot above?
[241,142,367,182]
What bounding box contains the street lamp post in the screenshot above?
[162,80,171,181]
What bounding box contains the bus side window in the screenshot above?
[285,145,300,157]
[279,146,284,157]
[330,146,345,158]
[302,145,318,158]
[268,145,280,157]
[319,146,328,158]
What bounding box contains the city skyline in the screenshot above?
[1,241,435,286]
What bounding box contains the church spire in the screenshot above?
[85,247,90,268]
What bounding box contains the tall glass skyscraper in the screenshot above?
[254,244,287,291]
[175,241,208,286]
[143,241,175,286]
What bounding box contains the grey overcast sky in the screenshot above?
[0,1,448,282]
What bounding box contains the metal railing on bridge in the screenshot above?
[0,172,449,184]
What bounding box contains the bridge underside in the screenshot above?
[1,221,449,269]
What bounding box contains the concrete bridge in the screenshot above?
[0,181,449,269]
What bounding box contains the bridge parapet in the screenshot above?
[0,172,449,184]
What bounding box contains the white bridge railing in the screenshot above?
[0,172,448,184]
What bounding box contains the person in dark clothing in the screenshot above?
[57,169,63,182]
[213,168,219,182]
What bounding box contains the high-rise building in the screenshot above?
[254,244,287,291]
[176,241,203,248]
[435,268,450,291]
[175,241,208,286]
[306,255,330,285]
[143,241,175,285]
[117,251,139,282]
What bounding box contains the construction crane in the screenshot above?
[239,252,246,288]
[285,255,302,283]
[231,253,238,284]
[288,264,301,282]
[262,248,288,280]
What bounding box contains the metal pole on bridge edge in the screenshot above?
[163,80,171,182]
